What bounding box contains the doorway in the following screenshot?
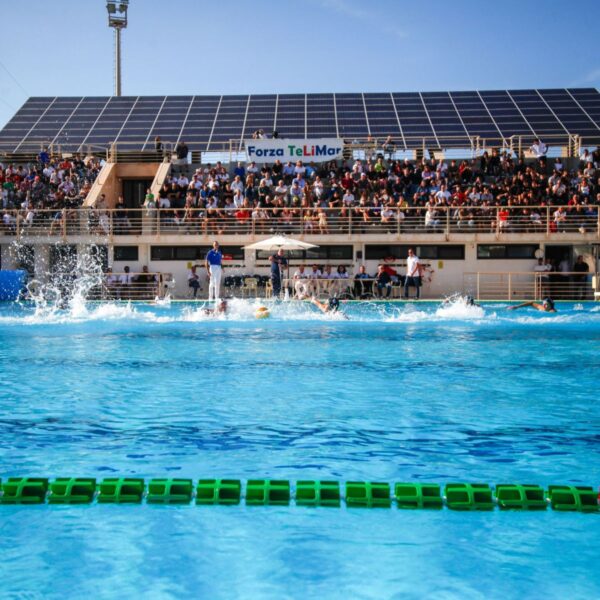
[122,179,153,209]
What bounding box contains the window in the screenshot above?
[256,245,353,261]
[365,245,464,260]
[114,246,139,261]
[477,244,538,259]
[151,246,244,261]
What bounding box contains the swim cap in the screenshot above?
[328,297,340,311]
[466,295,475,306]
[543,297,554,308]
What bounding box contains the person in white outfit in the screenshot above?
[205,240,223,300]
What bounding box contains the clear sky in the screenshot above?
[0,0,598,128]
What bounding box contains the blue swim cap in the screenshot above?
[328,297,340,311]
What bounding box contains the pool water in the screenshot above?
[0,299,599,599]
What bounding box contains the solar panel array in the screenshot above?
[1,89,599,153]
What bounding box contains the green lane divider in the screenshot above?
[196,479,241,505]
[548,485,599,512]
[97,478,145,503]
[346,481,391,508]
[147,478,193,504]
[495,484,547,510]
[296,480,341,507]
[445,483,495,511]
[0,477,49,504]
[0,478,598,512]
[49,478,96,504]
[246,479,290,505]
[395,483,443,509]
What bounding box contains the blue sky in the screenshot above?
[0,0,598,127]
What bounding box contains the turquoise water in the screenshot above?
[0,299,599,599]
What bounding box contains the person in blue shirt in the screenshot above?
[38,148,50,165]
[233,162,246,179]
[269,248,288,298]
[205,241,223,300]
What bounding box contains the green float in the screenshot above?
[395,483,443,509]
[49,478,97,504]
[495,484,547,510]
[548,485,599,512]
[445,483,495,510]
[246,480,290,505]
[196,479,241,505]
[345,482,391,508]
[147,478,193,504]
[0,478,49,504]
[296,480,341,507]
[97,478,145,503]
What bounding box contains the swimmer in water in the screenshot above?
[203,299,228,315]
[310,296,348,318]
[443,295,479,307]
[508,297,557,313]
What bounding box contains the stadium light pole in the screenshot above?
[106,1,129,96]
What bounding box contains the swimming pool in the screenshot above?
[0,299,599,598]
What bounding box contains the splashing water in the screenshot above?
[21,243,106,320]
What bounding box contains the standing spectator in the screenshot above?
[188,264,201,298]
[155,136,163,160]
[530,138,548,167]
[205,241,223,301]
[269,248,287,298]
[175,140,189,167]
[403,247,421,299]
[572,255,589,300]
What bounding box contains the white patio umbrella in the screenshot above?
[243,235,319,297]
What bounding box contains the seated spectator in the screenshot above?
[374,264,392,298]
[353,264,372,298]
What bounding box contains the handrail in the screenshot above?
[0,133,590,163]
[1,205,599,240]
[463,270,596,301]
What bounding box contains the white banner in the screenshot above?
[245,138,343,163]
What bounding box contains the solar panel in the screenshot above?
[1,88,599,153]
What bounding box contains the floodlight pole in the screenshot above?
[107,1,129,97]
[114,27,122,97]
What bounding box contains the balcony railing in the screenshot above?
[1,205,599,239]
[463,271,596,301]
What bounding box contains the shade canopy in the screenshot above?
[243,236,318,252]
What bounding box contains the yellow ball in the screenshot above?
[255,306,270,319]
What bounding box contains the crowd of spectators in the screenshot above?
[2,141,600,236]
[140,141,600,235]
[1,149,102,232]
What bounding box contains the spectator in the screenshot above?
[188,264,201,298]
[404,248,421,299]
[572,255,589,300]
[175,140,189,165]
[375,264,392,298]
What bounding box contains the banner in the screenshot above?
[245,138,343,163]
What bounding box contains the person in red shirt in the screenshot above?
[341,173,355,192]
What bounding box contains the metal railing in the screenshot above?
[2,206,599,240]
[463,271,596,301]
[88,272,170,300]
[0,133,589,164]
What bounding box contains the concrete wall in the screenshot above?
[84,163,162,208]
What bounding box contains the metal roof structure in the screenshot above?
[0,88,599,152]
